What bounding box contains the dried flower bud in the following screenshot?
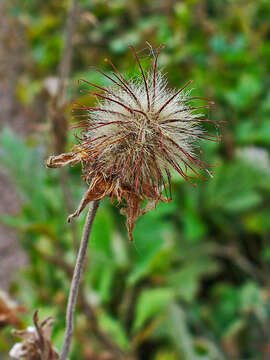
[47,45,221,240]
[9,310,59,360]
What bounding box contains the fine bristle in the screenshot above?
[75,64,217,192]
[48,45,221,241]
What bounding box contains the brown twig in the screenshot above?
[50,0,80,249]
[213,244,265,283]
[60,200,100,360]
[57,0,79,108]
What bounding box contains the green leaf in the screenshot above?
[169,255,220,303]
[167,304,201,359]
[240,282,267,321]
[224,74,262,110]
[90,204,113,256]
[236,119,270,145]
[203,159,262,216]
[133,288,173,331]
[128,202,175,285]
[98,313,129,349]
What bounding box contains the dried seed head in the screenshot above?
[10,311,59,360]
[47,45,221,241]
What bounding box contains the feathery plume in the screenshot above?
[47,45,221,241]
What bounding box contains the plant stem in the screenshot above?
[51,0,80,248]
[57,0,79,108]
[60,200,100,360]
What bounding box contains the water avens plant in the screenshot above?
[46,44,221,360]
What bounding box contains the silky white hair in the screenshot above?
[76,47,218,193]
[47,45,221,240]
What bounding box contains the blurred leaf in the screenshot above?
[99,313,129,349]
[133,288,173,332]
[236,119,270,145]
[167,304,201,360]
[154,350,178,360]
[169,248,220,303]
[128,204,174,285]
[203,159,262,216]
[110,31,139,54]
[240,282,267,322]
[224,74,262,110]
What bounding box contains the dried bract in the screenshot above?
[47,45,221,240]
[0,290,24,330]
[9,311,59,360]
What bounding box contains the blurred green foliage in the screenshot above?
[1,0,270,359]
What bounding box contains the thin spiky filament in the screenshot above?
[47,45,222,241]
[128,45,150,111]
[152,44,165,106]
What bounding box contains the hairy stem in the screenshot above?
[60,200,100,360]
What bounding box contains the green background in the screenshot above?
[1,0,270,359]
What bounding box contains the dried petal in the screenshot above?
[10,311,59,360]
[46,151,83,168]
[0,290,24,330]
